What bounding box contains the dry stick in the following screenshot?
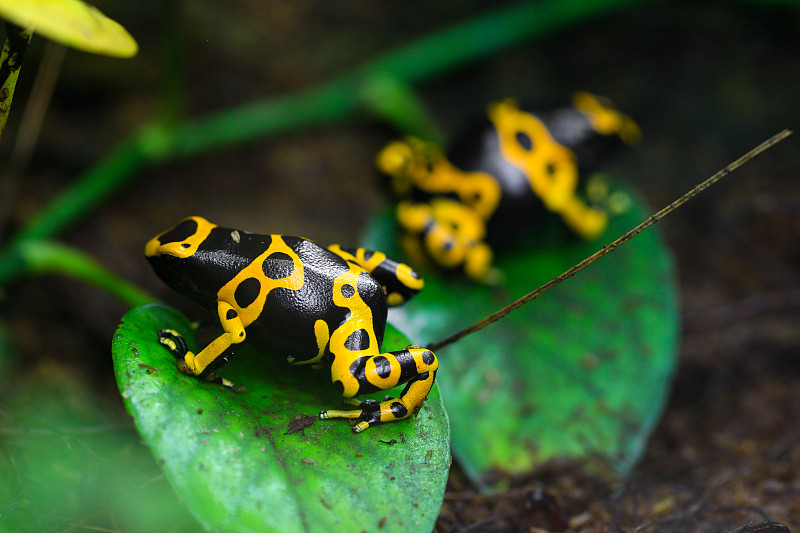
[427,129,793,353]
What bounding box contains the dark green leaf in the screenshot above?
[363,186,678,485]
[112,303,450,533]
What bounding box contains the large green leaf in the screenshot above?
[112,303,449,533]
[364,187,678,485]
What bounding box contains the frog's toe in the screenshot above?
[320,398,406,433]
[319,403,381,433]
[158,329,188,358]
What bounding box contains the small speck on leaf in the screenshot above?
[285,414,317,435]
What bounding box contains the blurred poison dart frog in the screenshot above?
[145,216,438,433]
[376,92,640,283]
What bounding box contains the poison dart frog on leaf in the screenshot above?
[145,216,438,433]
[377,91,640,283]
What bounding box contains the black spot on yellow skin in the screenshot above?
[515,131,533,151]
[390,402,408,419]
[234,277,260,309]
[373,356,392,378]
[344,329,370,352]
[263,252,294,280]
[341,283,355,298]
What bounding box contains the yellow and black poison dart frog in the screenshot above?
[145,216,438,433]
[376,92,640,282]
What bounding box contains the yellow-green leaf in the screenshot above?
[0,0,137,57]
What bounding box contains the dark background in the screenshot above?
[2,1,799,530]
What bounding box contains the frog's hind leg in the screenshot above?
[319,344,439,433]
[327,244,423,306]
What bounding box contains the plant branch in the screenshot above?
[427,129,793,352]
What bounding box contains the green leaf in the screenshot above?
[0,365,200,532]
[363,186,679,485]
[112,303,450,533]
[0,0,137,57]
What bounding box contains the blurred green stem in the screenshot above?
[8,240,156,307]
[0,0,651,285]
[0,22,33,141]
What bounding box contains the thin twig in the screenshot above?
[427,129,793,352]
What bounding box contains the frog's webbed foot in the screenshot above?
[157,329,238,390]
[319,369,437,433]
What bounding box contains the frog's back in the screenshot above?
[252,235,388,358]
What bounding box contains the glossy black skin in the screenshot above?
[147,221,387,366]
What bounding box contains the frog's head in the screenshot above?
[145,216,221,307]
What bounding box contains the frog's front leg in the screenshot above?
[157,300,246,389]
[319,344,439,433]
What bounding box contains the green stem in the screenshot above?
[177,0,649,154]
[0,0,652,284]
[357,75,444,144]
[10,240,157,307]
[0,23,33,141]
